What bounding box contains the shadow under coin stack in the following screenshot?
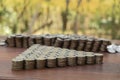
[12,44,104,70]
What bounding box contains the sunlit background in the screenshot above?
[0,0,120,39]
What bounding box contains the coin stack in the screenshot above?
[54,38,64,47]
[63,38,71,49]
[99,39,111,52]
[36,57,46,69]
[57,49,67,67]
[69,38,79,50]
[25,58,36,70]
[35,35,43,45]
[92,39,102,52]
[23,35,29,48]
[77,53,86,65]
[6,34,111,53]
[86,53,95,65]
[95,53,103,64]
[44,36,52,46]
[12,58,24,70]
[6,35,16,47]
[67,51,77,66]
[84,38,94,52]
[77,37,86,51]
[12,44,104,70]
[28,36,36,47]
[15,35,23,48]
[47,57,57,68]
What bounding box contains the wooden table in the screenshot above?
[0,47,120,80]
[0,39,120,80]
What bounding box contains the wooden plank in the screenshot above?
[0,46,120,80]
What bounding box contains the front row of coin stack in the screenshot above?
[12,44,103,70]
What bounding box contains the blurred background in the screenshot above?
[0,0,120,39]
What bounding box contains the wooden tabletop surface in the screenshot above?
[0,37,120,80]
[0,46,120,80]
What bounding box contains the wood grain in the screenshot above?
[0,44,120,80]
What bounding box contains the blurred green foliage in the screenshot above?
[0,0,120,39]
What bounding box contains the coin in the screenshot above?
[28,35,36,47]
[36,57,46,69]
[69,38,79,50]
[86,54,95,65]
[57,56,67,67]
[25,58,35,70]
[77,54,86,65]
[67,56,77,66]
[6,35,16,47]
[47,57,57,68]
[12,58,24,70]
[35,35,43,45]
[15,35,23,48]
[54,38,63,47]
[94,53,103,64]
[23,35,29,48]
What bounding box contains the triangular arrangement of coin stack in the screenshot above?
[5,34,110,70]
[12,44,103,70]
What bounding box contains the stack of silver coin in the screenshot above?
[12,58,24,70]
[6,34,111,53]
[47,56,57,68]
[28,35,36,47]
[23,35,29,48]
[54,38,63,47]
[95,53,103,64]
[44,36,52,46]
[99,39,111,52]
[57,49,67,67]
[35,35,43,45]
[84,38,94,52]
[6,35,16,47]
[12,44,104,70]
[62,38,71,49]
[77,52,86,65]
[92,39,102,52]
[69,38,79,50]
[77,37,86,51]
[36,57,46,69]
[86,52,95,65]
[67,51,77,66]
[25,58,35,70]
[15,35,23,48]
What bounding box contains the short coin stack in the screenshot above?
[12,44,104,70]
